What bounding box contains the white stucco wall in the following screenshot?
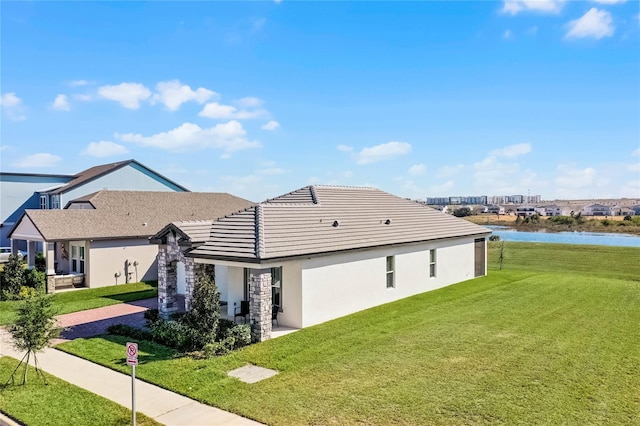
[226,266,245,317]
[87,239,159,288]
[215,265,229,303]
[298,237,481,328]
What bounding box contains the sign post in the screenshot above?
[126,342,138,426]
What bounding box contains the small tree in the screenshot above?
[498,241,506,270]
[453,207,472,217]
[183,273,221,347]
[5,296,60,385]
[1,254,25,300]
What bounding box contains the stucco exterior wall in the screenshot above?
[298,237,480,328]
[226,266,245,317]
[59,163,185,208]
[215,265,229,303]
[88,239,159,288]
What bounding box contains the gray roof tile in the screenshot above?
[189,185,491,262]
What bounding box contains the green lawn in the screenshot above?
[0,281,157,325]
[0,356,160,426]
[58,243,640,425]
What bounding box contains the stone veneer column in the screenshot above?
[249,268,272,342]
[158,240,179,319]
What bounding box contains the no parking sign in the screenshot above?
[126,342,138,366]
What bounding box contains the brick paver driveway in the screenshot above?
[54,298,157,343]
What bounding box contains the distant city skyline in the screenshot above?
[1,1,638,202]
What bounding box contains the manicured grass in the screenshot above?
[0,356,160,426]
[58,244,640,425]
[0,281,157,325]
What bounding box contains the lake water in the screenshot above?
[486,226,640,248]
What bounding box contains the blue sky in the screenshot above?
[1,1,639,202]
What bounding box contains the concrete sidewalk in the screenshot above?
[0,329,262,426]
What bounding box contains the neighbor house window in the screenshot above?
[429,249,437,278]
[272,267,282,311]
[40,195,48,209]
[386,256,395,288]
[50,195,60,209]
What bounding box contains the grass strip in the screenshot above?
[0,356,160,426]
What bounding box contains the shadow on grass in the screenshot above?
[103,289,158,304]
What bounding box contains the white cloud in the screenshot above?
[337,144,354,152]
[69,80,90,87]
[73,94,93,102]
[354,141,412,165]
[83,141,129,157]
[502,0,564,15]
[236,97,263,108]
[151,80,217,111]
[631,148,640,157]
[491,143,532,158]
[0,92,26,121]
[116,120,261,157]
[565,8,614,40]
[628,163,640,172]
[261,120,280,131]
[199,102,265,120]
[526,25,538,36]
[427,180,455,196]
[554,164,601,198]
[408,164,426,176]
[503,30,514,39]
[52,94,71,111]
[437,164,464,178]
[590,0,625,4]
[13,153,61,168]
[98,82,151,109]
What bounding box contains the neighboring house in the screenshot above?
[8,191,253,292]
[516,205,536,217]
[0,159,188,247]
[632,205,640,216]
[153,185,491,342]
[535,204,562,216]
[582,203,612,216]
[485,205,505,215]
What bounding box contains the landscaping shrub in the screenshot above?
[107,324,153,341]
[181,273,220,347]
[143,308,160,327]
[34,252,46,272]
[24,269,46,293]
[488,235,500,241]
[18,286,38,300]
[150,319,199,352]
[1,255,25,300]
[224,324,251,350]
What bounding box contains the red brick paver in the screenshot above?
[54,298,157,343]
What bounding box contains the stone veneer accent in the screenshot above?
[157,231,216,318]
[249,269,272,342]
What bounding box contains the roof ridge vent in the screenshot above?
[255,205,266,258]
[309,185,319,204]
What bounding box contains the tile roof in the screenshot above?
[11,191,254,241]
[188,185,491,262]
[47,159,189,195]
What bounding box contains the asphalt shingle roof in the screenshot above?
[14,191,254,241]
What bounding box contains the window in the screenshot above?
[429,249,437,278]
[71,246,77,271]
[386,256,395,288]
[50,195,60,209]
[272,267,282,311]
[71,245,85,273]
[40,195,48,209]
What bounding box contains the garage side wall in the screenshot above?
[88,239,159,288]
[300,237,478,327]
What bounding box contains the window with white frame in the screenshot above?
[50,195,60,209]
[40,195,48,209]
[386,256,395,288]
[429,249,437,278]
[71,245,85,273]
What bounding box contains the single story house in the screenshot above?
[8,190,253,292]
[534,204,562,216]
[153,185,491,342]
[1,159,188,247]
